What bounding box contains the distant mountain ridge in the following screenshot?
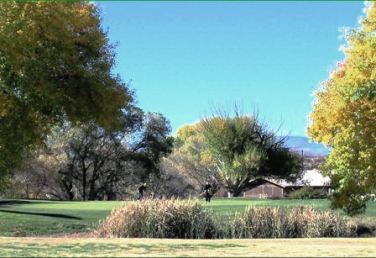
[283,136,330,156]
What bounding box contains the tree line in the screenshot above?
[1,1,375,215]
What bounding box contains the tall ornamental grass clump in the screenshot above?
[231,207,283,238]
[95,199,216,238]
[96,200,356,239]
[231,206,355,238]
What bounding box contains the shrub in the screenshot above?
[95,199,217,238]
[288,186,325,199]
[343,194,367,216]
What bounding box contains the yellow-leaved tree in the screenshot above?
[308,3,376,215]
[167,124,220,193]
[0,1,132,181]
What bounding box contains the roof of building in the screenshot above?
[250,169,331,188]
[246,178,285,189]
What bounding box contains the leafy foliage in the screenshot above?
[308,3,376,214]
[7,112,172,200]
[128,113,174,177]
[166,124,220,194]
[288,186,326,200]
[0,1,131,177]
[201,110,302,196]
[331,192,367,217]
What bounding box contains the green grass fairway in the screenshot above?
[0,200,123,236]
[1,237,376,257]
[0,198,375,236]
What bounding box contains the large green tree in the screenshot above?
[308,3,376,215]
[200,111,302,196]
[0,1,131,177]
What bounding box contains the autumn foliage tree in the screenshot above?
[0,1,131,178]
[308,3,376,215]
[167,124,221,193]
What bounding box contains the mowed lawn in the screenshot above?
[1,237,376,257]
[0,198,375,236]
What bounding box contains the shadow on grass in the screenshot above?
[166,243,246,250]
[0,200,51,207]
[125,243,246,250]
[0,209,82,220]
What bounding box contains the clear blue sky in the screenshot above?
[98,1,364,136]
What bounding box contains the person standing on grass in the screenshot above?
[137,183,147,200]
[203,181,213,202]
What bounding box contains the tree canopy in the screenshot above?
[0,1,132,177]
[169,124,220,192]
[171,110,302,197]
[8,112,172,200]
[308,3,376,215]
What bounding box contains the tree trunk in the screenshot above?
[233,188,243,197]
[81,156,87,201]
[82,170,86,200]
[227,183,244,197]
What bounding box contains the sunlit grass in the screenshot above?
[1,237,376,257]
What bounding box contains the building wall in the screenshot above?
[243,182,284,199]
[214,187,228,197]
